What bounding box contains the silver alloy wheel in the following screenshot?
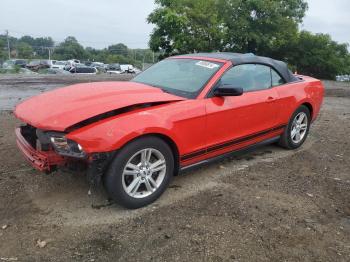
[122,148,166,199]
[291,112,308,144]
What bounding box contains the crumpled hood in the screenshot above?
[15,81,185,131]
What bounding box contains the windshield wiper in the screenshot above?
[148,84,173,94]
[159,88,173,94]
[134,81,174,95]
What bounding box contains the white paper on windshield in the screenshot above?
[195,61,219,69]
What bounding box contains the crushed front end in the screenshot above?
[16,125,65,172]
[15,124,88,173]
[15,123,114,191]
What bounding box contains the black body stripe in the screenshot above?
[181,149,207,160]
[181,124,286,161]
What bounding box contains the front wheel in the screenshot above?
[279,105,311,149]
[104,136,174,209]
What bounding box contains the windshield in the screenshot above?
[132,58,222,98]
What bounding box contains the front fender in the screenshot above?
[66,110,180,154]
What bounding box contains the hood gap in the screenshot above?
[65,101,179,133]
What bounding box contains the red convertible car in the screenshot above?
[14,53,324,209]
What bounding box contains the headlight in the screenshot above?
[49,133,86,158]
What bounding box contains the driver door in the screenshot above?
[205,64,279,152]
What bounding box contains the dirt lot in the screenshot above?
[0,76,349,261]
[0,74,133,110]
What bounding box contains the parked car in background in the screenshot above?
[2,60,15,69]
[106,63,122,74]
[14,53,324,209]
[90,62,106,72]
[64,59,81,71]
[15,59,28,68]
[40,68,72,75]
[107,63,121,70]
[2,59,28,69]
[68,65,97,74]
[51,61,67,70]
[26,60,50,71]
[42,60,57,68]
[69,59,80,64]
[336,75,350,82]
[83,61,93,66]
[120,64,135,73]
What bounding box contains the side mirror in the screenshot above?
[213,85,243,97]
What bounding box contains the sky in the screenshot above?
[0,0,349,49]
[301,0,350,45]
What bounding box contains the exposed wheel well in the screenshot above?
[301,102,313,118]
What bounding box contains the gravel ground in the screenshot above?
[0,76,349,261]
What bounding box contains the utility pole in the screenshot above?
[5,30,10,59]
[48,48,51,60]
[142,54,146,71]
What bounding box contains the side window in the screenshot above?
[271,69,286,86]
[220,64,272,92]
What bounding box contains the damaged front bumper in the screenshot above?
[15,126,115,184]
[15,127,65,172]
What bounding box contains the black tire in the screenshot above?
[279,105,311,149]
[104,136,174,209]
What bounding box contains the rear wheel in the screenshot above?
[279,105,311,149]
[104,136,174,209]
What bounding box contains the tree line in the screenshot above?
[1,0,349,79]
[148,0,350,79]
[0,35,155,68]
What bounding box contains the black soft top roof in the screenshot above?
[176,52,298,83]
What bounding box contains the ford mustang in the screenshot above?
[14,53,324,209]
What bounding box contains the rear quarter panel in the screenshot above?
[275,76,324,124]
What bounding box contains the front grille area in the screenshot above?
[20,125,51,151]
[20,125,37,149]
